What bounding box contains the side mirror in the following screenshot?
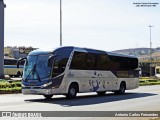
[17,57,27,68]
[47,55,55,67]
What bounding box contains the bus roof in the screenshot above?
[28,46,137,59]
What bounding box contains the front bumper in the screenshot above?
[22,89,52,95]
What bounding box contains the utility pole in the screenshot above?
[0,0,6,79]
[60,0,62,46]
[149,25,153,77]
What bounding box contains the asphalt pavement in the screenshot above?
[0,85,160,120]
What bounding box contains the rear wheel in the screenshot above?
[66,84,77,99]
[44,95,53,99]
[97,91,106,96]
[114,82,126,94]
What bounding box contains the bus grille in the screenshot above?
[23,86,41,89]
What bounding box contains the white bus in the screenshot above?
[17,46,139,99]
[4,58,24,77]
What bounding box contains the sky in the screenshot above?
[4,0,160,51]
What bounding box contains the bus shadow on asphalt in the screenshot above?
[24,92,157,106]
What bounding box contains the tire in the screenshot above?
[17,71,22,77]
[43,95,53,99]
[97,91,106,96]
[66,84,77,99]
[9,75,13,78]
[114,82,126,94]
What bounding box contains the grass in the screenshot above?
[150,118,160,120]
[139,77,160,86]
[0,87,21,91]
[0,80,21,94]
[139,81,160,86]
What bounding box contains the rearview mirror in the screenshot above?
[17,57,27,68]
[47,55,55,67]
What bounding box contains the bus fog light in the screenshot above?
[46,90,49,94]
[45,89,51,94]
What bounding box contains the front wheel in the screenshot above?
[17,71,22,77]
[43,95,53,99]
[66,85,77,99]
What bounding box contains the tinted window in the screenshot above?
[52,49,72,77]
[70,52,86,70]
[19,60,25,65]
[4,59,17,65]
[129,58,138,70]
[108,56,121,70]
[86,53,96,70]
[70,51,138,71]
[52,58,68,77]
[108,56,138,71]
[70,52,97,70]
[96,54,109,70]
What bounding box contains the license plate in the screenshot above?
[30,90,36,94]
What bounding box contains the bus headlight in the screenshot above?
[41,82,52,87]
[21,84,25,87]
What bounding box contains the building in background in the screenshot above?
[4,46,37,59]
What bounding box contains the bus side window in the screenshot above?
[52,59,59,77]
[19,60,25,65]
[70,52,87,70]
[86,53,96,70]
[108,56,120,71]
[96,54,109,70]
[52,58,67,77]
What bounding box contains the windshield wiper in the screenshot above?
[24,64,35,82]
[34,65,41,82]
[24,64,41,82]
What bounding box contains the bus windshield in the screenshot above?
[23,55,51,80]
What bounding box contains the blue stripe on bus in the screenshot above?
[4,65,23,68]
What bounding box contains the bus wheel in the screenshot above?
[114,82,126,94]
[43,95,53,99]
[17,71,22,77]
[97,91,106,96]
[66,84,77,99]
